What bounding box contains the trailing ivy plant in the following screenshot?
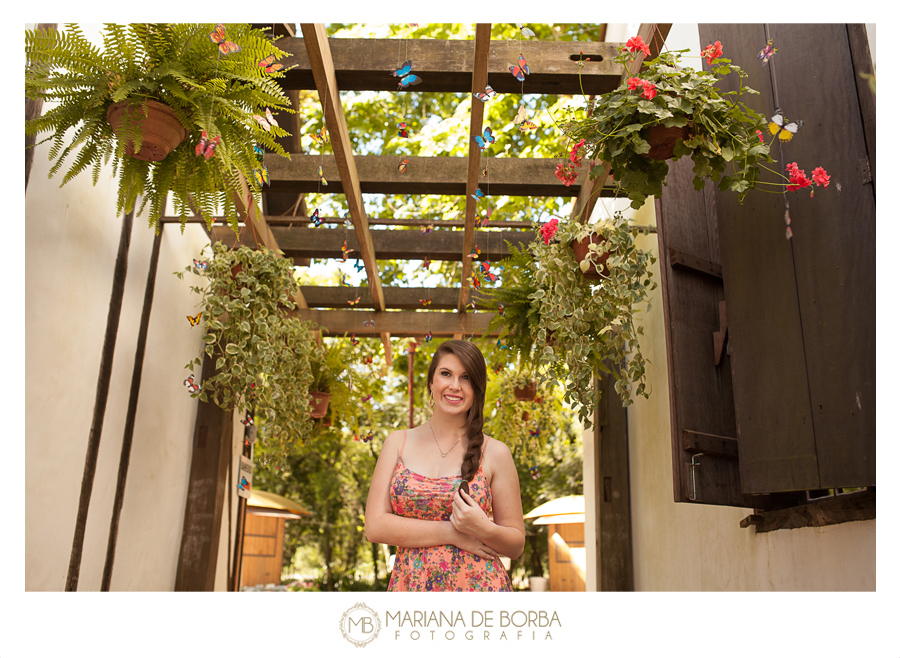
[487,242,542,360]
[25,23,293,234]
[177,242,318,457]
[561,37,772,210]
[530,211,657,426]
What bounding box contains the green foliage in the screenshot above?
[487,243,542,358]
[531,211,657,426]
[25,23,294,233]
[176,242,317,457]
[562,47,772,209]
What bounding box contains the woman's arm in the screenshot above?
[364,430,500,560]
[450,439,526,559]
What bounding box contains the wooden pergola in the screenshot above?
[162,22,671,368]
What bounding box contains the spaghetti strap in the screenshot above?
[399,429,408,459]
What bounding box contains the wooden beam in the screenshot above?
[300,286,496,310]
[211,226,535,262]
[460,24,492,313]
[265,153,599,197]
[301,23,391,365]
[292,309,498,337]
[569,24,672,224]
[163,215,536,229]
[273,37,625,95]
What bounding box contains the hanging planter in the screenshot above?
[106,99,188,161]
[643,123,691,161]
[513,381,537,401]
[310,391,331,418]
[571,234,611,280]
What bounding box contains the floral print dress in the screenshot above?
[387,434,513,592]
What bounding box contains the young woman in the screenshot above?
[365,340,525,591]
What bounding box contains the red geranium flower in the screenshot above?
[786,163,811,192]
[701,40,724,64]
[812,167,831,188]
[756,129,764,142]
[540,217,560,244]
[626,35,651,57]
[641,80,657,100]
[627,76,643,91]
[569,138,586,167]
[555,162,578,186]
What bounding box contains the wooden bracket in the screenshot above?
[739,514,763,529]
[712,300,727,366]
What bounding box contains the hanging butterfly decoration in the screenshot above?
[209,24,241,55]
[237,476,250,492]
[399,159,409,173]
[248,382,257,402]
[258,54,284,73]
[496,337,509,350]
[421,224,434,234]
[241,412,254,427]
[480,261,501,283]
[362,431,374,443]
[516,23,536,38]
[341,240,355,261]
[310,208,325,227]
[483,271,498,284]
[350,333,360,346]
[758,39,778,66]
[492,362,504,373]
[398,122,409,138]
[481,165,489,178]
[348,297,362,306]
[422,257,431,270]
[470,273,482,290]
[195,130,220,160]
[310,127,329,146]
[497,304,505,315]
[513,105,538,132]
[509,54,530,82]
[474,126,495,150]
[529,466,541,480]
[183,373,200,393]
[475,207,492,228]
[768,109,803,142]
[496,399,503,408]
[425,331,433,342]
[193,259,208,270]
[364,319,375,327]
[473,85,498,103]
[318,165,328,186]
[362,394,373,403]
[472,188,486,203]
[392,61,422,88]
[187,312,202,327]
[340,273,352,287]
[392,59,413,77]
[253,144,269,187]
[467,244,481,258]
[252,108,279,132]
[354,259,366,272]
[529,426,541,438]
[419,297,433,306]
[362,356,374,365]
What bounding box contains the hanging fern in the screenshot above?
[25,23,295,234]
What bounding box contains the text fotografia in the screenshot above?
[386,610,561,641]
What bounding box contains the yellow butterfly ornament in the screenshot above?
[768,109,803,142]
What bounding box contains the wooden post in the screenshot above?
[230,435,252,591]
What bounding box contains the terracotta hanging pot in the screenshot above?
[522,411,531,422]
[513,381,536,401]
[571,234,611,280]
[310,391,331,418]
[643,123,691,160]
[106,99,188,161]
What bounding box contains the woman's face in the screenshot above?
[430,353,475,417]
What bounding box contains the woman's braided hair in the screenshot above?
[426,340,487,482]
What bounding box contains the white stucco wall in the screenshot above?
[25,25,214,589]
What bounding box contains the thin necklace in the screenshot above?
[430,421,463,458]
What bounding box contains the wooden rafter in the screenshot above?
[569,23,672,224]
[300,286,496,310]
[264,153,598,197]
[301,23,392,366]
[459,23,492,314]
[273,37,625,95]
[164,215,537,229]
[292,309,498,338]
[211,226,535,262]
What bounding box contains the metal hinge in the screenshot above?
[859,157,872,185]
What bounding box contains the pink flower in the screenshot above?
[641,80,657,100]
[701,40,723,64]
[756,130,764,142]
[785,163,811,192]
[625,35,651,57]
[569,138,586,167]
[540,218,560,244]
[555,162,578,186]
[812,167,831,188]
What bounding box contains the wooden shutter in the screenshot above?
[698,24,876,493]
